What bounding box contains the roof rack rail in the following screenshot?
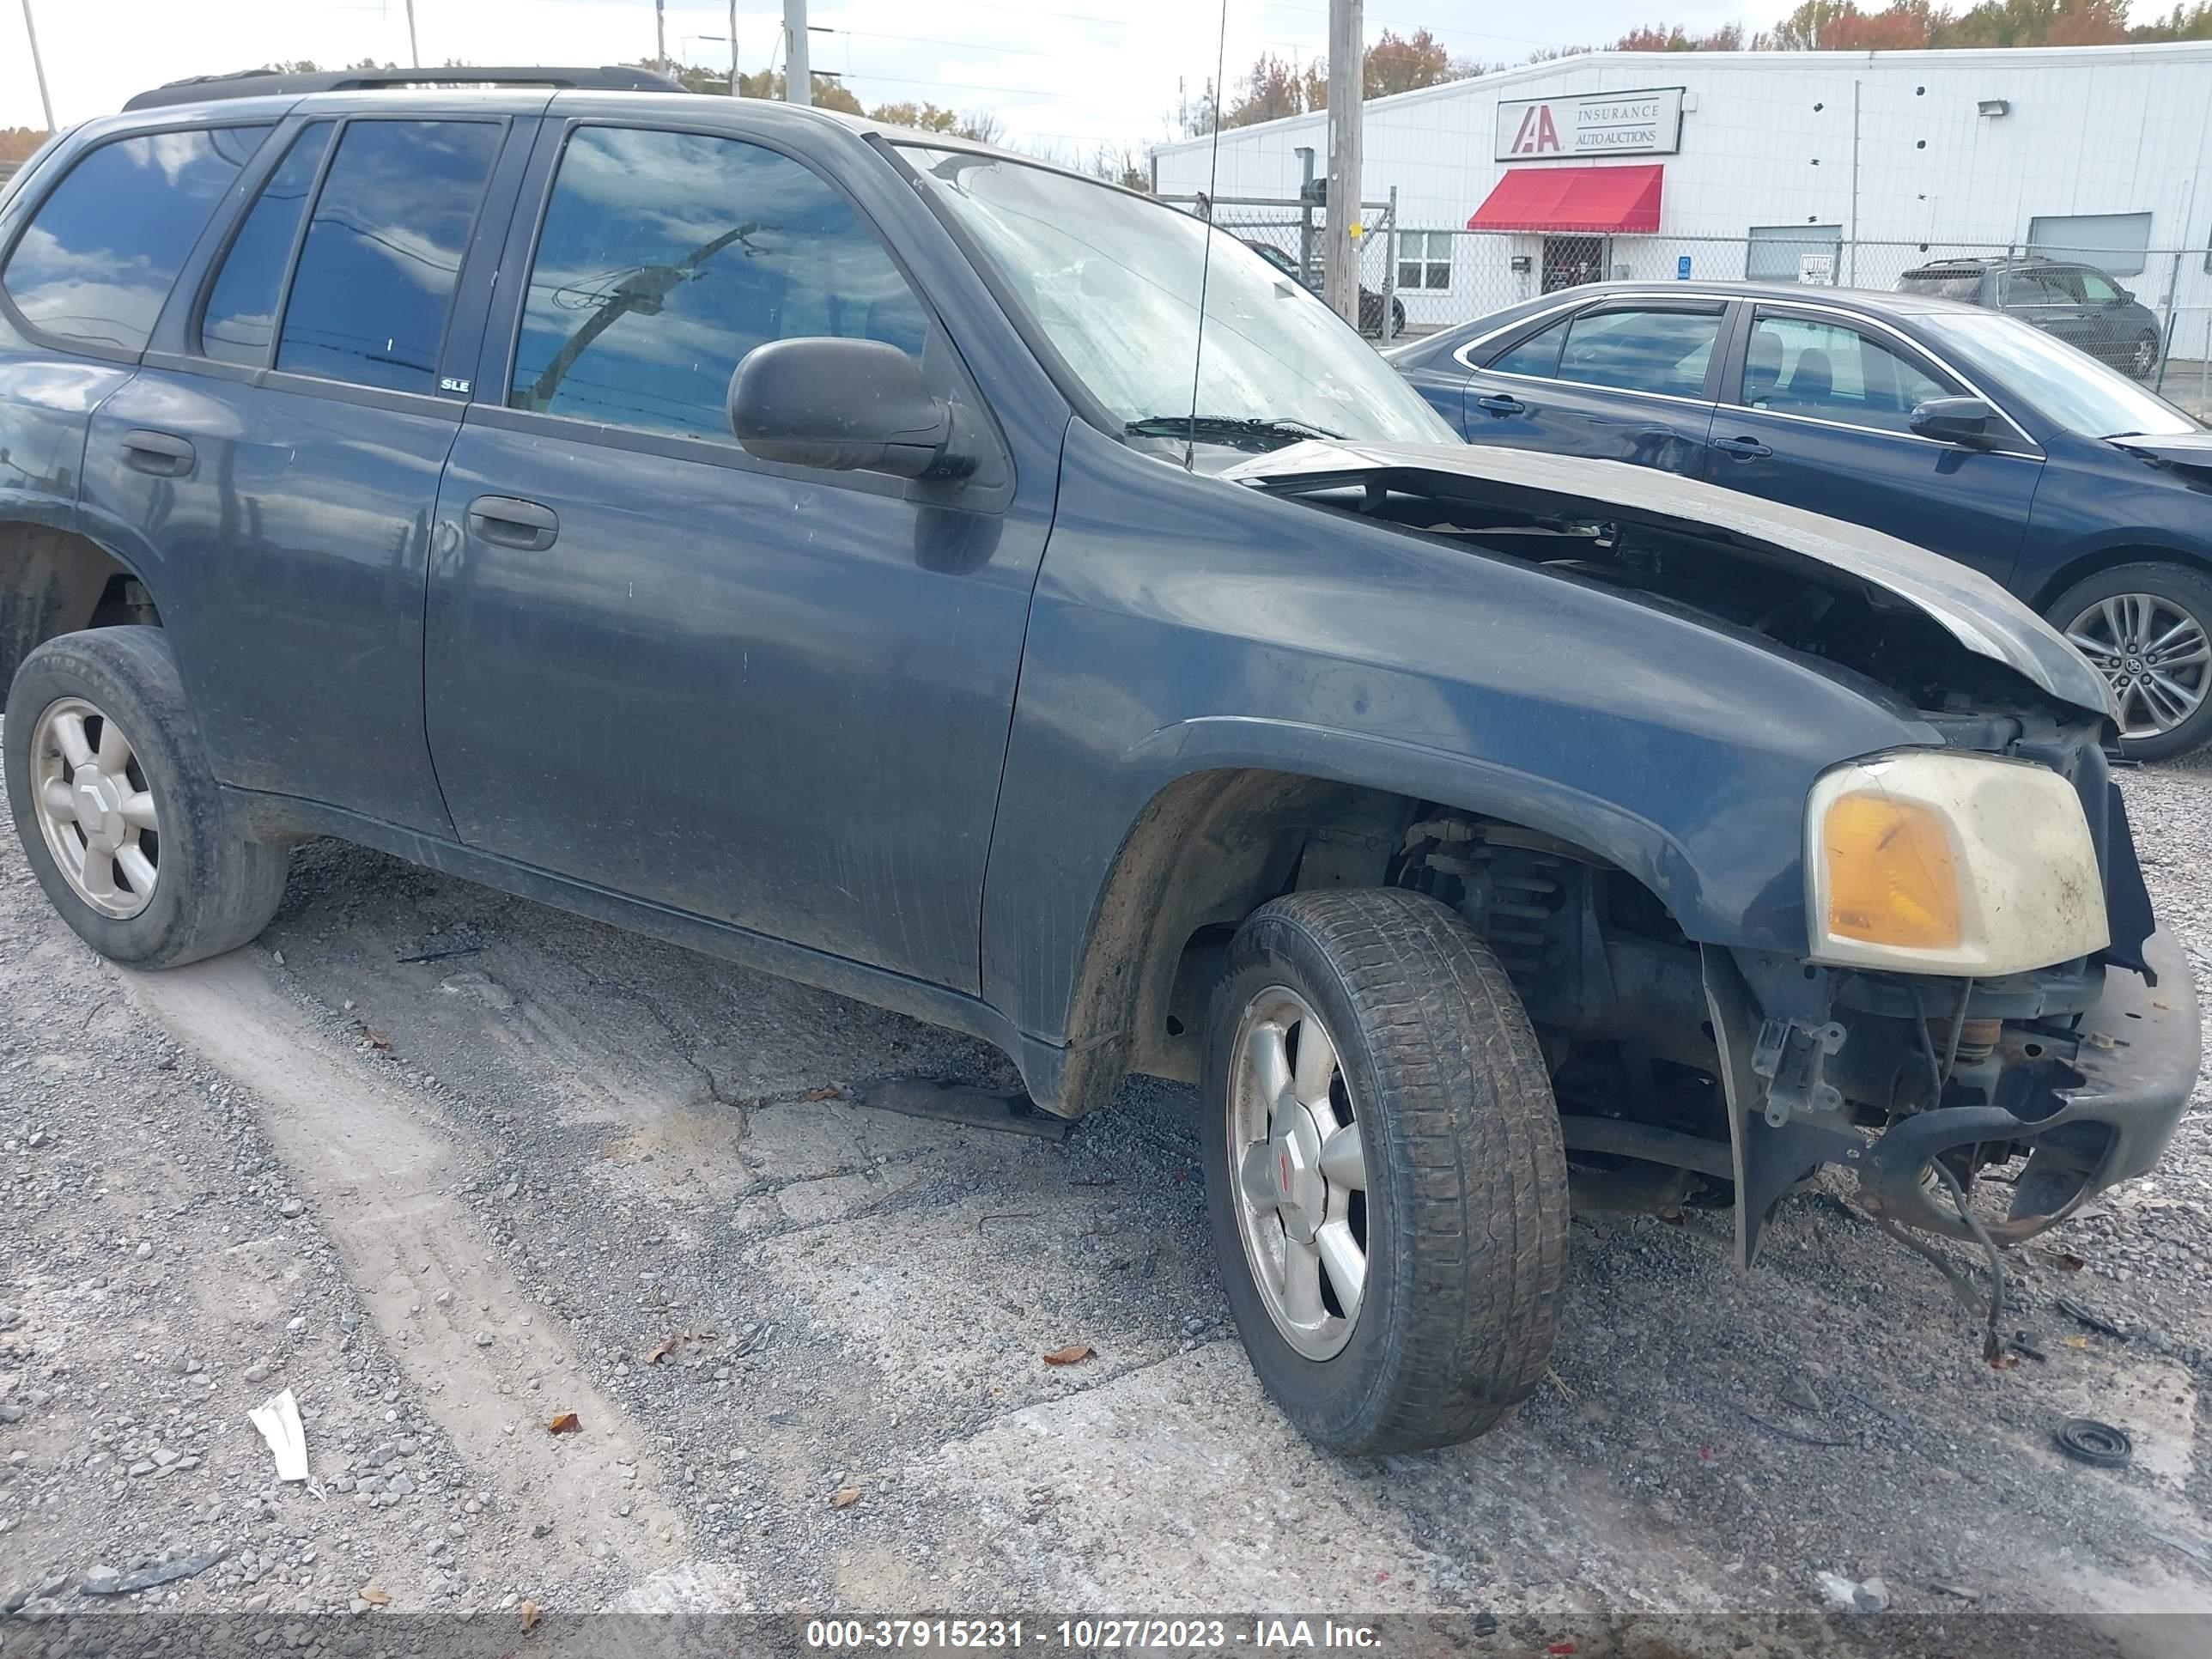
[123,64,687,112]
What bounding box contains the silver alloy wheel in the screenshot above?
[2064,593,2211,740]
[28,696,161,920]
[2130,334,2160,379]
[1227,986,1370,1361]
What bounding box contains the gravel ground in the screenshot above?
[2,745,2209,1650]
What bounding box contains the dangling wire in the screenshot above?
[1183,0,1231,472]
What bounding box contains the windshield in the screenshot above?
[1923,311,2198,439]
[902,146,1452,447]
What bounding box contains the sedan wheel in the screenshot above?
[28,695,161,919]
[2130,332,2160,380]
[2063,592,2210,743]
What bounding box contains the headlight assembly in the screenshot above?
[1807,750,2108,975]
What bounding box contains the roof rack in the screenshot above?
[123,64,687,112]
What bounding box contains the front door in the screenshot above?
[1702,305,2044,586]
[423,118,1048,991]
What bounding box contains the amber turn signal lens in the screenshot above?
[1821,793,1962,950]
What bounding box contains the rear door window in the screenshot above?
[1555,307,1723,398]
[275,119,501,393]
[199,122,336,366]
[1,125,272,354]
[507,125,928,440]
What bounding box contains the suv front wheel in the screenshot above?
[1202,889,1570,1453]
[6,627,289,967]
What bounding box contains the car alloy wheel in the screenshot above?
[2130,333,2160,379]
[28,695,162,919]
[2064,592,2210,740]
[1225,985,1369,1361]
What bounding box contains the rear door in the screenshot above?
[1701,303,2044,585]
[1457,297,1727,475]
[82,108,528,831]
[421,113,1051,990]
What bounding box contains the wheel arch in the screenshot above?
[1035,724,1705,1119]
[0,517,162,691]
[2028,540,2210,617]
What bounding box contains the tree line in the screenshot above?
[1185,2,2212,135]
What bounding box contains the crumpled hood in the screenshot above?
[1223,439,2117,720]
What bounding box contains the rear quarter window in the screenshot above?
[1,125,270,354]
[1897,272,1985,305]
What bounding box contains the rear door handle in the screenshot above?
[1711,434,1772,460]
[120,429,195,477]
[1473,393,1526,416]
[466,495,559,551]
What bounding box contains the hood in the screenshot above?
[2108,430,2212,475]
[1223,439,2116,720]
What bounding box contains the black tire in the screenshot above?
[5,627,288,966]
[1390,299,1407,339]
[2045,562,2212,762]
[1201,888,1570,1454]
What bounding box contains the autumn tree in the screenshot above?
[1613,23,1747,50]
[0,126,48,163]
[1224,52,1327,125]
[1363,28,1457,97]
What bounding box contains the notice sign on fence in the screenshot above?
[1798,252,1837,285]
[1494,88,1686,161]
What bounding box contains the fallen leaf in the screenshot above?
[547,1412,580,1435]
[644,1336,679,1364]
[1042,1343,1094,1366]
[356,1583,392,1607]
[519,1599,540,1632]
[830,1486,862,1509]
[362,1027,392,1050]
[2028,1248,2087,1273]
[803,1085,842,1102]
[1547,1644,1577,1656]
[2065,1335,2090,1350]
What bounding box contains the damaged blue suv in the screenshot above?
[1,68,2199,1455]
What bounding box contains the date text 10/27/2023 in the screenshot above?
[803,1619,1386,1650]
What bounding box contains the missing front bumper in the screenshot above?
[1705,931,2201,1267]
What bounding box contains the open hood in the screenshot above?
[1224,440,2117,720]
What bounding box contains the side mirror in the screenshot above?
[728,337,970,479]
[1909,396,1996,447]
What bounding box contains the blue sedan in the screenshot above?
[1390,282,2212,757]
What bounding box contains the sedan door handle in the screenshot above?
[1473,393,1527,416]
[119,429,196,477]
[1711,434,1773,460]
[466,495,559,552]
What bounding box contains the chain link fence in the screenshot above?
[1174,195,2212,408]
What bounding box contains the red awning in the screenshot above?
[1467,165,1664,234]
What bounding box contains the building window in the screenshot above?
[1747,223,1842,284]
[1396,231,1452,291]
[2027,211,2152,278]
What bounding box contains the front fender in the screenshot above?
[983,421,1941,1083]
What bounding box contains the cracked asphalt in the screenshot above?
[3,754,2210,1651]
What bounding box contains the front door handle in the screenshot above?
[466,495,559,552]
[119,429,196,477]
[1711,434,1773,460]
[1473,393,1527,416]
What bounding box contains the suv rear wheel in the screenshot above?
[2048,563,2212,760]
[6,627,289,966]
[1201,889,1570,1453]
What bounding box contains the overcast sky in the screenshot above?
[3,0,1822,152]
[2,0,2180,155]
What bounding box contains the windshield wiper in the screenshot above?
[1124,414,1344,452]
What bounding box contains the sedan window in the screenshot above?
[1741,314,1956,434]
[1554,307,1722,399]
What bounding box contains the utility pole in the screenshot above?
[729,0,739,95]
[783,0,811,106]
[655,0,667,69]
[404,0,420,70]
[1322,0,1363,325]
[18,0,55,131]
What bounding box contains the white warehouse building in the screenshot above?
[1149,42,2212,343]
